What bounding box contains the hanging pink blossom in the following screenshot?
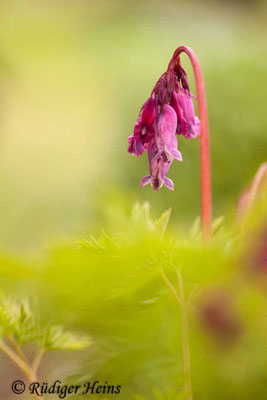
[128,58,199,190]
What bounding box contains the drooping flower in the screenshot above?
[127,56,200,190]
[140,104,182,191]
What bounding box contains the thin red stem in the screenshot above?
[168,46,212,240]
[237,162,267,220]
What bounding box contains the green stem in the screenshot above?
[32,349,44,374]
[0,340,42,400]
[0,341,30,377]
[158,268,181,305]
[160,265,193,400]
[177,269,193,400]
[242,162,267,218]
[7,335,28,364]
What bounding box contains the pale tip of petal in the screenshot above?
[170,149,183,162]
[164,178,174,191]
[140,175,151,187]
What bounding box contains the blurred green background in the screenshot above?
[1,1,267,400]
[0,0,267,251]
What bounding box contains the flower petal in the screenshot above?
[169,149,183,162]
[163,177,174,191]
[139,175,151,187]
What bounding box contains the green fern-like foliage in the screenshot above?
[1,196,267,400]
[0,298,90,352]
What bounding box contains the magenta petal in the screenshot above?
[140,175,151,187]
[169,149,183,162]
[158,104,177,146]
[135,140,144,156]
[127,136,146,156]
[177,90,200,139]
[141,96,156,127]
[127,136,134,153]
[163,177,174,191]
[128,65,198,192]
[171,90,188,136]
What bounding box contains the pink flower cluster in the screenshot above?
[128,61,200,191]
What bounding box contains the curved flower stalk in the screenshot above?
[128,46,212,240]
[237,162,267,221]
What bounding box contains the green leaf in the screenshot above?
[0,299,41,344]
[154,208,172,236]
[130,202,154,231]
[43,325,90,351]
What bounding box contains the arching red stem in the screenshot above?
[168,46,212,240]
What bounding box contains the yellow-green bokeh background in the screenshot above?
[0,0,267,251]
[1,2,267,400]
